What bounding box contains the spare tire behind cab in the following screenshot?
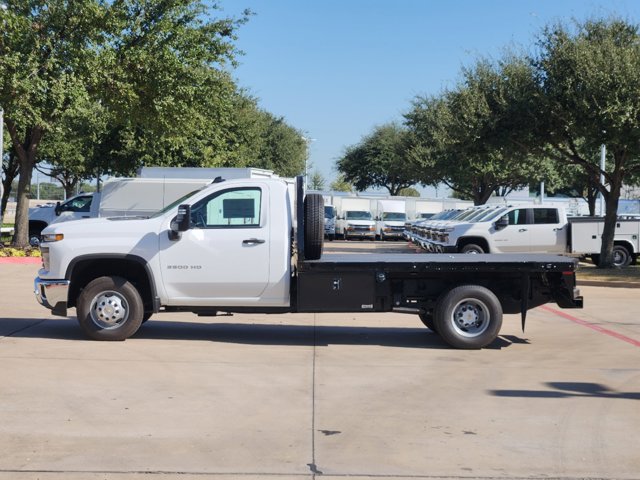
[304,193,324,260]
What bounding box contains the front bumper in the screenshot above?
[380,230,405,239]
[34,277,70,316]
[345,229,375,238]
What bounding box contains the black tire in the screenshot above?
[77,276,144,341]
[304,194,324,260]
[328,234,335,242]
[612,245,631,267]
[28,223,45,247]
[460,243,485,254]
[142,311,153,323]
[418,312,438,333]
[434,285,503,349]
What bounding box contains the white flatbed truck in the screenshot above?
[34,176,583,349]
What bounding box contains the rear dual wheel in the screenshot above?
[429,285,502,349]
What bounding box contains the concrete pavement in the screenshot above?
[1,258,639,479]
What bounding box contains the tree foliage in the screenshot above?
[337,123,423,195]
[531,18,640,266]
[308,170,326,190]
[406,57,552,205]
[329,175,353,193]
[0,0,250,247]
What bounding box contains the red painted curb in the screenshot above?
[0,257,41,265]
[541,305,640,347]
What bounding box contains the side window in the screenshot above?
[533,208,559,224]
[191,187,262,228]
[62,196,92,213]
[506,208,528,225]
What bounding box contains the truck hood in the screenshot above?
[43,216,163,239]
[41,216,167,276]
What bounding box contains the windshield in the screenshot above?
[455,208,485,221]
[346,210,372,220]
[431,210,459,220]
[383,212,406,221]
[324,206,335,219]
[149,188,203,218]
[475,207,509,222]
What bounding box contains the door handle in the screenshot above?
[518,228,527,232]
[242,238,265,245]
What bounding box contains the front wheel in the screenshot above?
[76,276,144,341]
[460,243,485,254]
[434,285,502,349]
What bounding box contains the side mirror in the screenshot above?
[169,204,191,240]
[495,216,509,230]
[54,201,62,216]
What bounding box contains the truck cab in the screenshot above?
[28,192,98,245]
[324,204,336,241]
[376,200,407,240]
[435,206,568,254]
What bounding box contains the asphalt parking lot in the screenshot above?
[1,243,639,480]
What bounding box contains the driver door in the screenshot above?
[159,185,270,306]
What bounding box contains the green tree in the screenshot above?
[337,123,423,195]
[532,18,640,267]
[330,175,353,192]
[308,170,326,190]
[406,58,551,205]
[0,0,249,247]
[398,187,420,197]
[221,93,307,177]
[255,113,307,177]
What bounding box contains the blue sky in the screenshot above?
[223,0,640,189]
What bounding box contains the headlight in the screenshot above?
[42,233,64,242]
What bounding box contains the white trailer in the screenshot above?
[98,178,211,217]
[137,167,278,180]
[412,199,444,220]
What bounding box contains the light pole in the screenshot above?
[301,136,316,190]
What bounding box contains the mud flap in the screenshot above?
[520,274,530,332]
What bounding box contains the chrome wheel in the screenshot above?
[89,290,129,329]
[449,298,490,338]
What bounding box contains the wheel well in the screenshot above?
[29,220,48,234]
[613,240,634,254]
[67,258,154,311]
[456,237,490,253]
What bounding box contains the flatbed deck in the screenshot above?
[302,253,579,272]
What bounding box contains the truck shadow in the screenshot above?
[3,317,517,350]
[490,382,640,400]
